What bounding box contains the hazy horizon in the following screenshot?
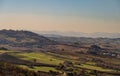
[0,0,120,33]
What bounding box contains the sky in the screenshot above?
[0,0,120,33]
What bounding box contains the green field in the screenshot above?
[0,50,119,74]
[10,52,64,65]
[19,65,58,72]
[0,50,15,54]
[76,64,115,72]
[11,52,117,72]
[0,50,9,53]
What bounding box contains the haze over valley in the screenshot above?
[0,0,120,76]
[35,31,120,38]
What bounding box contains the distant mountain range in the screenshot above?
[34,31,120,38]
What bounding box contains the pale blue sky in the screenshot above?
[0,0,120,33]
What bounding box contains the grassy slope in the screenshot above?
[79,64,114,72]
[0,50,14,53]
[10,52,118,72]
[19,65,58,72]
[1,50,119,73]
[10,52,64,65]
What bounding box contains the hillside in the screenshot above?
[0,61,53,76]
[0,30,56,49]
[0,30,120,76]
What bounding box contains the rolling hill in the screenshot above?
[0,29,57,50]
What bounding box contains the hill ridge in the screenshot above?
[0,29,56,48]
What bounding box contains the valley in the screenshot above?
[0,30,119,76]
